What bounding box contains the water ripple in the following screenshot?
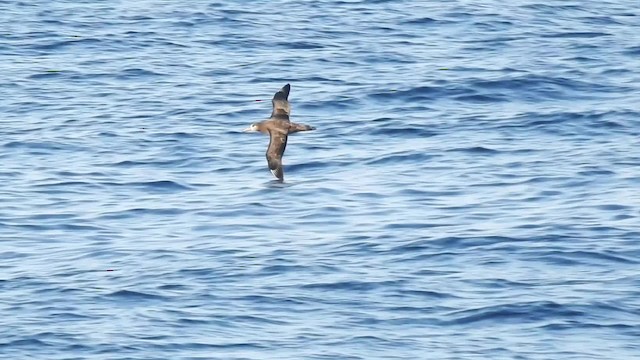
[2,0,640,359]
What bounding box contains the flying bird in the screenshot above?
[243,84,316,181]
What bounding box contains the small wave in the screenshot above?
[103,180,193,192]
[454,93,508,103]
[395,188,463,197]
[542,322,635,331]
[402,17,452,25]
[446,146,499,154]
[112,158,192,168]
[367,125,438,137]
[542,32,611,38]
[3,140,66,150]
[98,207,185,220]
[28,71,69,80]
[107,289,167,301]
[258,264,309,275]
[301,280,403,291]
[178,267,217,277]
[58,223,104,231]
[492,110,636,133]
[364,151,435,165]
[285,160,329,172]
[391,236,522,253]
[384,222,451,230]
[446,301,584,325]
[116,68,166,80]
[624,46,640,55]
[521,3,584,11]
[157,284,188,291]
[596,204,630,211]
[469,75,627,101]
[276,41,324,49]
[150,341,267,350]
[0,338,50,348]
[368,85,467,102]
[223,314,289,326]
[33,181,101,191]
[399,289,458,299]
[0,251,29,260]
[301,97,361,111]
[537,250,638,265]
[30,37,102,51]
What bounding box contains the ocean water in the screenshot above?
[2,0,640,359]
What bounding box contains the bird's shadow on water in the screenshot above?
[264,179,290,188]
[263,176,323,188]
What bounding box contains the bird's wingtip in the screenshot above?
[273,84,291,100]
[270,168,284,181]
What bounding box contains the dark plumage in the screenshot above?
[243,84,316,181]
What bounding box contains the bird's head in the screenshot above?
[242,123,259,132]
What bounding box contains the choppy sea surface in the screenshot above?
[2,1,640,359]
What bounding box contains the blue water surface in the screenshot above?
[2,0,640,359]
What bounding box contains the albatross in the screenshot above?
[243,84,316,181]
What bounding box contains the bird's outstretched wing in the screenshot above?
[271,83,291,120]
[266,128,288,181]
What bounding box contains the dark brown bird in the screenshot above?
[243,84,316,181]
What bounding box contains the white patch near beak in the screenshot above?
[243,124,258,132]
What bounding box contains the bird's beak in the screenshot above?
[242,127,253,132]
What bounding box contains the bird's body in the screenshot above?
[243,84,315,181]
